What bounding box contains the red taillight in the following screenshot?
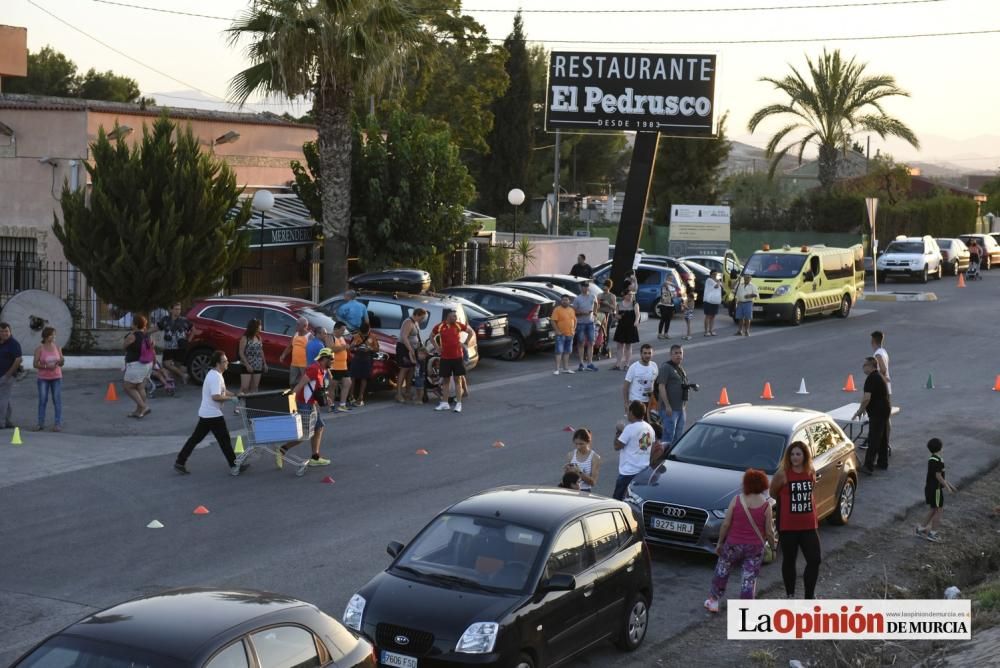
[526,305,540,321]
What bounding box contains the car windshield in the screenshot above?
[884,241,923,254]
[17,634,181,668]
[743,253,807,279]
[393,514,546,593]
[299,307,336,331]
[668,422,787,473]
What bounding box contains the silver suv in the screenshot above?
[876,235,943,283]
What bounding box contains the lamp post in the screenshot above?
[507,188,525,244]
[251,189,275,270]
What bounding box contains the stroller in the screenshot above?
[594,311,615,360]
[967,255,983,281]
[145,358,176,398]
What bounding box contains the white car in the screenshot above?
[875,235,943,283]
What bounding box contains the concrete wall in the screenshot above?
[493,234,609,274]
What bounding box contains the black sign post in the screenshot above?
[545,51,717,294]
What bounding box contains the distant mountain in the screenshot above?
[723,140,800,178]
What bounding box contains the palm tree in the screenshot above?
[227,0,420,293]
[748,48,919,189]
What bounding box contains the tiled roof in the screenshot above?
[0,93,312,129]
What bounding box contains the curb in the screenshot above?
[862,292,938,302]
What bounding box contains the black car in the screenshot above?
[13,588,375,668]
[449,296,515,360]
[440,286,555,361]
[345,487,652,668]
[935,238,970,276]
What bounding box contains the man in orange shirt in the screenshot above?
[329,321,352,413]
[551,293,577,375]
[279,317,312,387]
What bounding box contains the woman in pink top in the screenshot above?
[33,326,64,431]
[704,469,775,612]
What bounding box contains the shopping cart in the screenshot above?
[232,397,319,477]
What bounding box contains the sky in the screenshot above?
[4,0,1000,171]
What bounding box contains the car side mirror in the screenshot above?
[803,271,814,282]
[386,541,404,559]
[539,573,576,592]
[729,269,738,279]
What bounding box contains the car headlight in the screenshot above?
[343,593,366,631]
[910,259,922,267]
[711,509,727,519]
[624,487,645,506]
[773,285,789,296]
[455,622,499,654]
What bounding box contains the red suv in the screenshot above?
[184,296,399,388]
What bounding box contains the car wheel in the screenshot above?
[836,295,851,318]
[186,348,214,384]
[829,477,856,526]
[921,266,929,283]
[791,301,804,326]
[953,262,960,276]
[615,593,649,651]
[514,653,535,668]
[500,332,526,361]
[986,257,993,271]
[936,264,943,280]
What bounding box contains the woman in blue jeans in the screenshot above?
[33,326,64,431]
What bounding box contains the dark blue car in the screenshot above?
[592,264,686,313]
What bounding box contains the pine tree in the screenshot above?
[53,116,251,312]
[477,12,533,215]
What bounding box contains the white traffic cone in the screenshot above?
[796,378,809,395]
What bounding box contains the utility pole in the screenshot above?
[553,129,561,236]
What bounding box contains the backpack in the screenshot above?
[138,334,155,363]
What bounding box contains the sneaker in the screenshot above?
[354,400,365,408]
[174,462,190,475]
[563,368,575,374]
[704,598,720,613]
[454,402,463,413]
[915,525,927,537]
[275,447,284,470]
[238,462,250,474]
[925,531,942,542]
[553,370,561,376]
[336,404,351,413]
[435,401,450,411]
[307,456,331,467]
[587,364,599,372]
[577,363,585,372]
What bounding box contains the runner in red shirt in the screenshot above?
[276,348,333,469]
[431,310,476,414]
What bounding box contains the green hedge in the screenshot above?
[878,196,978,239]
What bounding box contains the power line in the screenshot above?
[493,27,1000,44]
[91,0,230,21]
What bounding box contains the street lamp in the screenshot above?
[251,189,275,269]
[507,188,525,244]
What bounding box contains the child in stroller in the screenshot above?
[967,252,983,281]
[146,357,176,398]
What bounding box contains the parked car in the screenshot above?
[448,297,515,360]
[608,244,644,260]
[875,235,943,282]
[494,281,577,303]
[344,486,652,668]
[513,274,602,298]
[625,404,859,553]
[321,291,480,369]
[13,588,376,668]
[935,238,970,276]
[679,252,744,278]
[440,286,555,360]
[184,296,397,385]
[593,256,696,295]
[592,263,687,313]
[958,233,1000,270]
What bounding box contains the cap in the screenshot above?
[315,347,333,360]
[744,270,754,277]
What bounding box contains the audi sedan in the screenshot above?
[344,487,652,668]
[625,404,859,553]
[13,588,375,668]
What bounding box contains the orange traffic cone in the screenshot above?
[760,382,774,400]
[717,387,731,406]
[993,375,1000,392]
[957,272,966,288]
[192,505,210,515]
[843,374,857,392]
[105,383,118,401]
[415,448,429,456]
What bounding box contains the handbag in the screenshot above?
[739,494,775,564]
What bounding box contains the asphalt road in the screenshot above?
[2,274,998,666]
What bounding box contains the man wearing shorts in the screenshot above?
[734,273,758,337]
[329,321,352,413]
[432,309,476,413]
[572,281,598,372]
[276,347,332,469]
[550,293,577,375]
[156,302,191,385]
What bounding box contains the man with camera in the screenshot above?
[656,344,699,445]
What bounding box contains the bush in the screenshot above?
[878,196,977,239]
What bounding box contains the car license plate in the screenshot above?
[651,517,694,534]
[752,305,763,313]
[381,650,418,668]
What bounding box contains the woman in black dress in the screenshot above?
[613,290,640,370]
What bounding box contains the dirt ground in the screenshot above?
[654,459,1000,668]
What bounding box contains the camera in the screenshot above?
[683,383,700,392]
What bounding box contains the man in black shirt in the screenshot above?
[569,254,593,279]
[853,356,891,474]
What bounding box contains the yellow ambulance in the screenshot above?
[727,244,865,325]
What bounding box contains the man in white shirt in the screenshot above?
[734,272,759,336]
[175,351,245,475]
[612,400,656,500]
[623,344,658,414]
